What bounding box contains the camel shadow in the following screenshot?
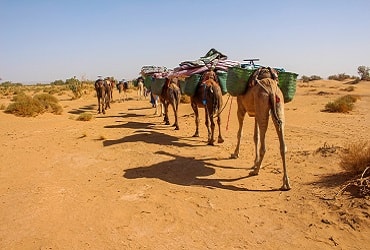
[68,104,97,115]
[104,121,156,130]
[103,130,196,147]
[123,151,251,191]
[96,113,147,119]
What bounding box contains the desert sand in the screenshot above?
[0,79,369,249]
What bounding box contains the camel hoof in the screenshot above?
[207,140,215,146]
[230,153,239,159]
[192,134,199,138]
[248,170,259,176]
[174,127,179,130]
[218,137,224,143]
[280,185,291,191]
[165,121,170,125]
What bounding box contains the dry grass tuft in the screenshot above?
[181,95,191,104]
[340,141,370,174]
[76,112,93,121]
[322,95,359,113]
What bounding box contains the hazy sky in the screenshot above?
[1,0,370,83]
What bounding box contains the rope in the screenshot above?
[212,93,231,119]
[226,95,233,131]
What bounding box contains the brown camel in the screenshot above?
[94,79,111,114]
[116,80,128,102]
[104,77,115,103]
[191,70,224,145]
[159,77,181,130]
[231,67,291,190]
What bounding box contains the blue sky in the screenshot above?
[1,0,370,83]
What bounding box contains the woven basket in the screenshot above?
[226,67,254,96]
[278,72,298,103]
[184,74,201,96]
[216,71,228,95]
[151,78,166,95]
[144,76,152,89]
[179,79,186,94]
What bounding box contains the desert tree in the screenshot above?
[358,66,370,80]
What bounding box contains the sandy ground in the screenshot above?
[0,80,369,250]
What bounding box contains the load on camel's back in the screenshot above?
[140,66,181,130]
[171,48,239,145]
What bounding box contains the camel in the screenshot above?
[137,78,144,100]
[116,80,128,102]
[105,77,115,103]
[159,77,181,130]
[231,67,291,190]
[151,93,164,116]
[191,70,224,145]
[94,78,111,114]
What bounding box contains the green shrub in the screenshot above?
[323,95,358,113]
[67,77,83,99]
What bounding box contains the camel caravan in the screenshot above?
[96,48,298,190]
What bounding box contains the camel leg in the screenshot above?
[171,102,179,130]
[272,113,291,190]
[97,97,101,114]
[204,105,213,145]
[191,101,200,137]
[163,102,170,125]
[250,112,269,176]
[231,103,246,158]
[217,114,224,143]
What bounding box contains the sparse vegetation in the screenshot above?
[328,73,351,81]
[340,86,355,92]
[67,77,83,99]
[358,66,370,81]
[301,75,322,83]
[340,141,370,174]
[76,112,93,121]
[5,92,62,116]
[322,95,359,113]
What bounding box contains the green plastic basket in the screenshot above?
[226,67,254,96]
[179,79,186,94]
[144,76,152,89]
[184,74,201,96]
[216,71,228,95]
[278,72,298,103]
[151,78,166,95]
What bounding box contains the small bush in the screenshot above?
[67,77,83,99]
[328,73,351,81]
[5,93,62,116]
[340,141,370,174]
[340,86,355,92]
[323,95,358,113]
[301,75,322,83]
[34,93,63,114]
[77,113,93,121]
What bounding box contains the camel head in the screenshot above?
[202,70,217,83]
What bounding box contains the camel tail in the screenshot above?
[211,85,221,116]
[170,87,180,110]
[269,83,282,127]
